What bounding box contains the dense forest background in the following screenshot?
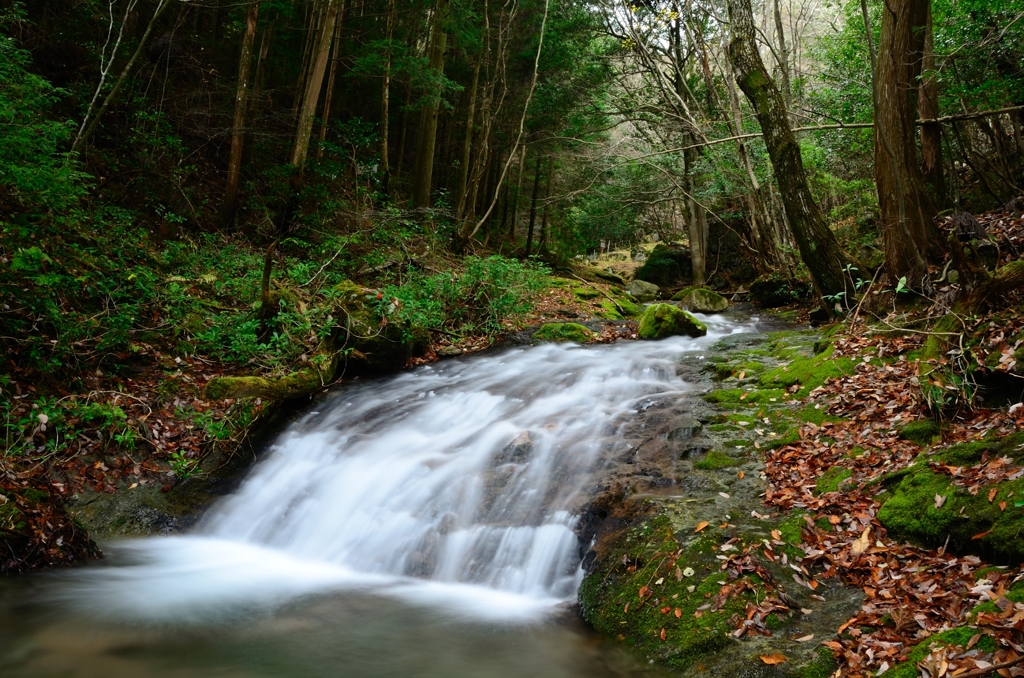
[3,0,1023,282]
[0,0,1021,407]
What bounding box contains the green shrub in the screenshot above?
[385,256,549,335]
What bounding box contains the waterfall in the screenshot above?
[55,314,754,623]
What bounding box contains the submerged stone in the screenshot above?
[637,303,707,340]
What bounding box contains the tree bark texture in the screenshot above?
[291,0,340,171]
[222,0,260,229]
[538,155,554,253]
[411,0,449,209]
[727,0,852,303]
[379,0,395,194]
[455,58,481,222]
[524,151,542,258]
[874,0,938,286]
[316,1,345,161]
[918,3,945,206]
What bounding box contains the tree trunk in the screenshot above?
[411,0,449,209]
[379,0,395,195]
[316,1,345,161]
[682,148,707,287]
[509,144,526,241]
[242,25,271,173]
[772,0,791,108]
[727,0,852,304]
[538,155,554,253]
[221,0,260,230]
[918,3,945,207]
[72,0,172,154]
[291,0,340,172]
[524,152,542,258]
[455,57,481,222]
[874,0,939,287]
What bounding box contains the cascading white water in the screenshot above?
[56,314,756,623]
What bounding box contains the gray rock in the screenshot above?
[627,279,659,302]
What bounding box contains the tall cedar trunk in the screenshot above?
[396,86,411,179]
[411,0,448,209]
[874,0,938,287]
[291,2,321,123]
[316,1,345,161]
[290,0,340,171]
[509,144,527,240]
[524,152,542,258]
[772,0,791,108]
[538,155,554,253]
[455,58,481,222]
[221,0,260,230]
[244,24,272,168]
[682,147,707,287]
[918,3,945,206]
[379,0,395,194]
[727,0,852,304]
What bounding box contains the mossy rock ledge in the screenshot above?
[207,280,422,401]
[532,322,596,343]
[672,287,729,313]
[877,430,1024,563]
[637,303,707,339]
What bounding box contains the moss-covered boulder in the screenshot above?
[627,278,659,302]
[672,287,729,313]
[329,280,418,375]
[533,322,595,343]
[634,244,692,287]
[637,303,707,340]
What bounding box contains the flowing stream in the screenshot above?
[0,313,759,678]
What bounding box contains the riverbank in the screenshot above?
[579,320,1024,677]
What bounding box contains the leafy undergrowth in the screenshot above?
[752,325,1024,677]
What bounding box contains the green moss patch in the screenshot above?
[637,304,706,340]
[572,286,602,300]
[693,449,740,469]
[815,467,853,494]
[758,349,856,397]
[930,431,1024,466]
[704,388,787,406]
[579,514,774,672]
[533,322,596,343]
[898,419,941,445]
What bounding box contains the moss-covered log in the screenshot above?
[206,367,335,401]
